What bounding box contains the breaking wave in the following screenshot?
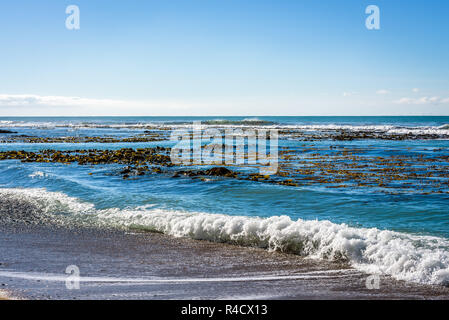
[2,119,449,137]
[1,187,449,286]
[202,118,276,126]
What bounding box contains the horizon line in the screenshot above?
[2,115,449,118]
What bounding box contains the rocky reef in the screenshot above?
[1,142,449,195]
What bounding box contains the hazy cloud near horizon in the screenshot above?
[1,93,449,116]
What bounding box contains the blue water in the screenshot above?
[1,116,449,238]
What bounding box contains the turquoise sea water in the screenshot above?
[1,116,449,285]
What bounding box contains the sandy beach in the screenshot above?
[1,219,449,300]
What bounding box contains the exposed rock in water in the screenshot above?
[170,167,237,179]
[0,130,17,134]
[205,167,234,177]
[120,167,132,175]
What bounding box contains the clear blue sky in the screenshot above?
[0,0,448,116]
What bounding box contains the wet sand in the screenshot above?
[1,221,449,300]
[0,290,11,300]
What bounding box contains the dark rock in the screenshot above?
[205,167,233,176]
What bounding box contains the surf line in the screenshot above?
[0,269,359,284]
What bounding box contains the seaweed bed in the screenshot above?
[1,142,449,195]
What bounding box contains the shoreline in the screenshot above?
[0,289,19,300]
[1,222,449,300]
[0,290,10,300]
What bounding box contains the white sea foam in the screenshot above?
[0,188,95,216]
[2,119,449,137]
[29,171,46,178]
[1,187,449,286]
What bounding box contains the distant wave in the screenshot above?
[2,119,449,138]
[0,118,276,128]
[0,118,449,135]
[278,124,449,137]
[203,118,276,125]
[2,187,449,286]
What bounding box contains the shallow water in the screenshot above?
[1,116,449,286]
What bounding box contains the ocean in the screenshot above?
[1,116,449,289]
